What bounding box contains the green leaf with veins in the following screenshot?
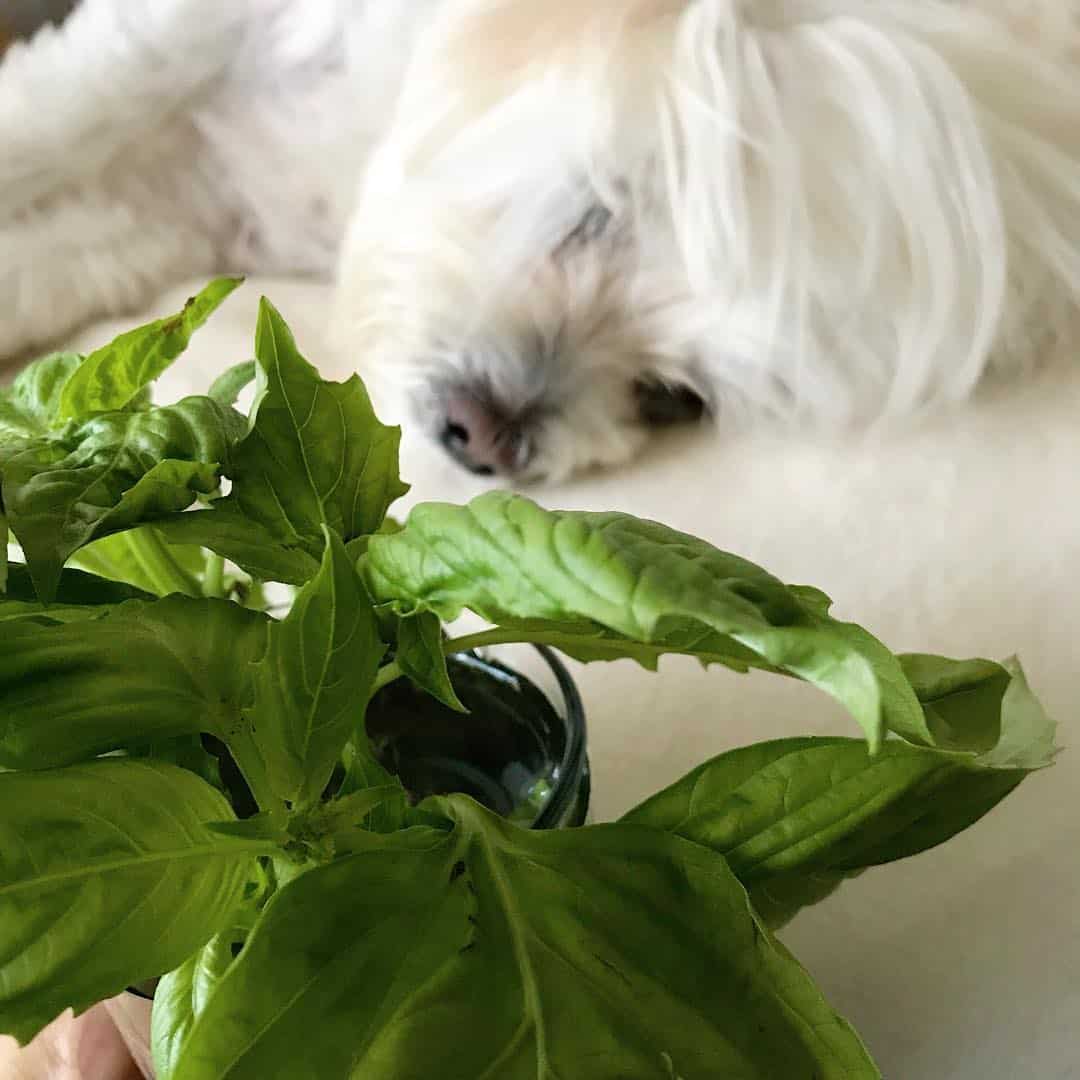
[155,505,320,586]
[240,298,408,541]
[71,526,208,597]
[0,596,268,769]
[237,528,386,808]
[153,934,239,1080]
[900,653,1011,754]
[127,735,226,794]
[393,610,467,711]
[364,492,929,750]
[0,562,152,623]
[153,298,407,583]
[163,798,879,1080]
[906,654,1058,771]
[0,352,83,439]
[56,278,243,422]
[208,361,256,409]
[0,759,274,1045]
[623,656,1055,926]
[338,736,408,834]
[0,396,246,601]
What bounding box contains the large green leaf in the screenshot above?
[163,798,878,1079]
[240,298,408,542]
[56,278,243,422]
[153,299,407,584]
[154,504,321,586]
[364,492,928,750]
[0,595,268,769]
[0,396,246,601]
[0,759,276,1045]
[0,562,152,623]
[238,528,386,807]
[153,934,238,1080]
[622,656,1055,926]
[71,526,208,598]
[0,352,82,438]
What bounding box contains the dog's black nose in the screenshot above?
[439,393,530,475]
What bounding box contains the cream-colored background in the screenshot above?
[6,278,1079,1077]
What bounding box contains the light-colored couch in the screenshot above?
[8,277,1080,1078]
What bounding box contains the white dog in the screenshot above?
[4,0,1079,479]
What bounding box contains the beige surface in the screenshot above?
[14,278,1080,1077]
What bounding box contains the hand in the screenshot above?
[0,1003,145,1079]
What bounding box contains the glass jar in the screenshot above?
[366,642,591,829]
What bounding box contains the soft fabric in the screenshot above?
[45,277,1080,1079]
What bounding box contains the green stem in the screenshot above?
[228,737,289,828]
[127,527,203,597]
[371,660,403,696]
[203,553,226,599]
[441,627,551,655]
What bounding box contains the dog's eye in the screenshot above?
[558,204,612,252]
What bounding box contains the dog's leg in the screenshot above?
[0,0,248,216]
[0,0,250,361]
[1,178,219,362]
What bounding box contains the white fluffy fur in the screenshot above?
[4,0,1079,478]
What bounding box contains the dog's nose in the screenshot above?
[439,393,529,475]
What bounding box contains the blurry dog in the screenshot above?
[5,0,1080,479]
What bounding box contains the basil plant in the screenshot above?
[0,281,1057,1078]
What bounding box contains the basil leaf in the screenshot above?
[365,492,927,750]
[154,503,320,586]
[338,736,408,834]
[239,528,386,807]
[71,526,207,598]
[153,935,237,1080]
[0,562,153,623]
[208,361,256,409]
[238,298,408,542]
[972,658,1059,770]
[127,735,226,794]
[0,352,82,438]
[164,800,878,1079]
[393,611,466,712]
[151,299,408,583]
[623,658,1055,926]
[0,596,268,769]
[55,278,243,422]
[0,396,246,601]
[899,653,1059,767]
[0,759,274,1045]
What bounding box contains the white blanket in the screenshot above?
[60,277,1080,1079]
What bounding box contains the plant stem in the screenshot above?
[128,527,203,597]
[228,737,289,828]
[203,553,226,599]
[371,660,403,696]
[441,627,551,655]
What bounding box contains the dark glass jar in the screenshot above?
[366,643,590,829]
